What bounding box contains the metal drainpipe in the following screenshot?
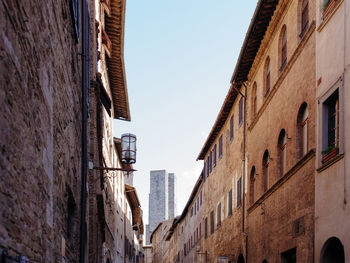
[79,0,88,262]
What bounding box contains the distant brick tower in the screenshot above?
[145,170,176,245]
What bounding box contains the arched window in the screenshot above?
[252,82,257,118]
[300,0,309,37]
[320,237,345,263]
[264,57,271,96]
[280,25,287,71]
[262,150,269,192]
[278,129,287,178]
[297,103,308,159]
[250,166,256,204]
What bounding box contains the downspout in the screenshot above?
[79,0,89,262]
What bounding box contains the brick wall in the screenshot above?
[0,0,83,261]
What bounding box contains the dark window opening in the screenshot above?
[228,189,233,216]
[210,211,214,234]
[217,203,221,227]
[281,247,296,263]
[237,177,242,207]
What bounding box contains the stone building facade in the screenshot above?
[315,0,350,261]
[1,0,144,262]
[152,0,349,262]
[1,0,84,261]
[146,170,176,245]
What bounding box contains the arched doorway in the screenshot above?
[237,254,245,263]
[320,237,345,263]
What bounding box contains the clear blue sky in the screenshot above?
[114,1,258,226]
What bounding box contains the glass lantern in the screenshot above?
[121,133,137,164]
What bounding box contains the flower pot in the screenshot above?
[322,147,339,164]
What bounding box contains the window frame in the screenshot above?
[263,151,269,192]
[210,211,214,234]
[217,203,221,227]
[300,0,309,37]
[219,135,223,159]
[237,177,242,208]
[278,129,287,178]
[280,25,287,71]
[250,167,256,204]
[213,144,217,167]
[265,57,271,96]
[228,189,233,216]
[239,97,243,127]
[318,77,344,167]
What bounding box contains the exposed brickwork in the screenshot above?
[0,0,82,261]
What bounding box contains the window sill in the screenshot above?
[317,0,344,33]
[317,153,344,172]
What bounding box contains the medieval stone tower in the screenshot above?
[145,170,176,244]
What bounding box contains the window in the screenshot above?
[237,177,242,207]
[300,0,309,37]
[217,203,221,227]
[323,90,339,150]
[263,150,269,192]
[228,189,233,216]
[213,144,217,167]
[230,115,234,142]
[206,157,210,177]
[199,222,201,238]
[252,82,257,118]
[265,57,271,96]
[200,191,203,206]
[280,25,287,71]
[209,151,212,173]
[219,135,223,159]
[70,0,80,41]
[250,167,256,204]
[278,129,287,178]
[239,97,244,127]
[210,211,214,234]
[297,103,308,159]
[205,217,208,238]
[281,247,296,263]
[190,207,193,217]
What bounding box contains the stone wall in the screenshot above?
[0,0,83,261]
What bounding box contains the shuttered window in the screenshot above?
[210,211,214,234]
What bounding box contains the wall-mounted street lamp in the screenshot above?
[89,133,137,173]
[121,133,136,164]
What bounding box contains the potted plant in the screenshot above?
[321,145,339,164]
